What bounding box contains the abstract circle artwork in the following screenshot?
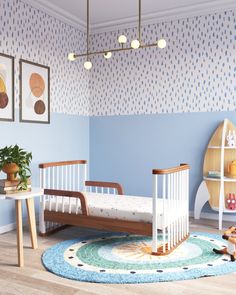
[0,54,14,121]
[20,59,50,123]
[0,64,8,109]
[29,73,45,98]
[34,99,46,114]
[0,92,9,109]
[28,72,46,115]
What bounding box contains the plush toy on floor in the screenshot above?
[213,226,236,261]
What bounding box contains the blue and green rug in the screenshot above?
[42,232,236,284]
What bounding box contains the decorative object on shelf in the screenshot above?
[68,0,167,70]
[226,130,236,147]
[194,119,236,230]
[225,193,236,210]
[227,160,236,178]
[20,59,50,124]
[0,145,32,191]
[207,171,221,178]
[213,226,236,262]
[0,53,14,121]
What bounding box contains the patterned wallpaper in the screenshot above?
[1,1,235,117]
[0,0,90,115]
[89,10,236,116]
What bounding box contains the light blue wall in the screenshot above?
[0,0,90,228]
[0,113,89,227]
[90,111,236,212]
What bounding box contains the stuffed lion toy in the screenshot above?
[213,226,236,261]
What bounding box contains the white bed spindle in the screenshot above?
[77,165,80,191]
[167,174,171,251]
[162,175,166,253]
[152,164,190,255]
[84,163,87,191]
[52,167,55,190]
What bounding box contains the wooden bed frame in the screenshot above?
[39,160,190,255]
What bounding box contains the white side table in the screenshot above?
[2,188,43,267]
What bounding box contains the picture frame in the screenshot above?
[20,59,50,124]
[0,53,14,122]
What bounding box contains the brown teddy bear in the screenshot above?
[213,226,236,262]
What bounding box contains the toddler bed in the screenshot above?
[39,160,190,255]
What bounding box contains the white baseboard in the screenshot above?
[0,217,30,235]
[0,222,17,234]
[189,210,236,222]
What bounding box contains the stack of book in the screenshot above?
[207,171,221,178]
[0,179,31,194]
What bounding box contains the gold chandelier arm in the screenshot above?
[86,0,89,58]
[69,0,166,64]
[139,0,141,43]
[75,42,157,58]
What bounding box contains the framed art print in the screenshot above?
[20,59,50,124]
[0,53,14,121]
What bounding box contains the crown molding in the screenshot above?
[91,0,236,34]
[21,0,236,35]
[20,0,86,32]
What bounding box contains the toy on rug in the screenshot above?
[213,226,236,261]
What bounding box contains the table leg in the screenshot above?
[15,200,24,267]
[26,198,38,249]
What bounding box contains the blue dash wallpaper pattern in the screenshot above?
[90,10,235,116]
[0,0,90,227]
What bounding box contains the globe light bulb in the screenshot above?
[68,53,76,61]
[131,39,140,49]
[118,35,127,44]
[157,39,167,49]
[84,60,92,70]
[104,52,112,59]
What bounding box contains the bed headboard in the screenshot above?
[39,160,87,191]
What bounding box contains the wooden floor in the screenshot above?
[0,219,236,295]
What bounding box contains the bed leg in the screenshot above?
[152,174,158,254]
[39,202,46,235]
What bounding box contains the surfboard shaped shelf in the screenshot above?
[194,119,236,230]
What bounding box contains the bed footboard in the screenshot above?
[39,160,124,235]
[39,160,88,235]
[152,164,190,255]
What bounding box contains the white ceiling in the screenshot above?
[23,0,236,32]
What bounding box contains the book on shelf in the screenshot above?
[0,179,31,188]
[207,171,221,178]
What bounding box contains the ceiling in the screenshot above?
[23,0,236,32]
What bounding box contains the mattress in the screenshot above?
[45,192,159,223]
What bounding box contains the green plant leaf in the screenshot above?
[0,144,32,191]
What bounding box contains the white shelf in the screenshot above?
[208,146,236,149]
[211,206,236,214]
[204,176,236,182]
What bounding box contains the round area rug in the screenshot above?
[42,232,236,284]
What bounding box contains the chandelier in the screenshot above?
[68,0,167,70]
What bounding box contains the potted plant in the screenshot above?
[0,145,32,190]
